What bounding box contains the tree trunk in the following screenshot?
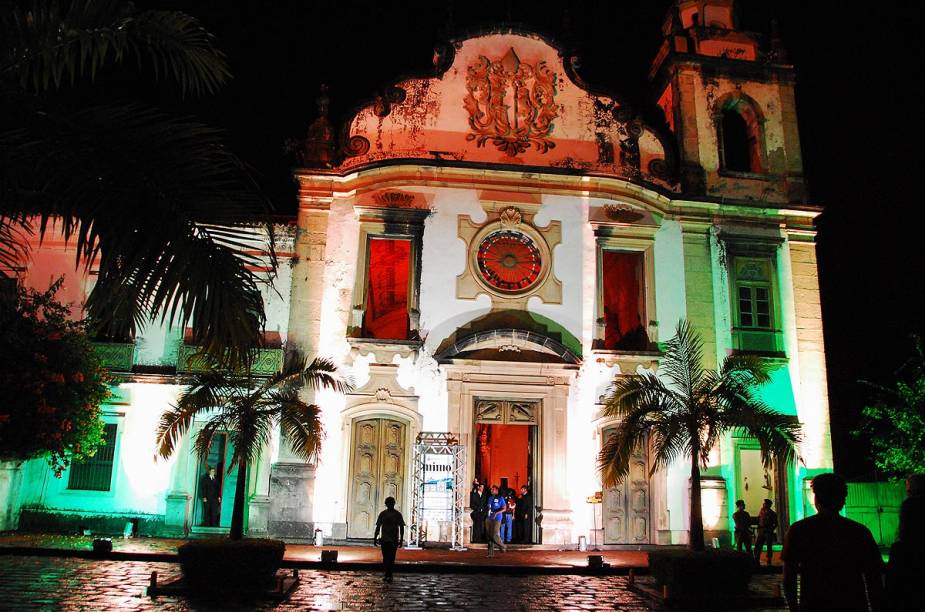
[689,445,705,551]
[229,460,248,540]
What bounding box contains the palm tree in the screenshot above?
[155,353,352,540]
[1,1,273,366]
[598,320,801,551]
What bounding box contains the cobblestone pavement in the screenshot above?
[0,556,788,611]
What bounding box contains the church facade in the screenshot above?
[2,1,833,547]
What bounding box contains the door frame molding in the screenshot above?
[733,438,790,533]
[174,414,260,534]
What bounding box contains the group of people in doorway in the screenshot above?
[731,473,924,612]
[732,497,779,565]
[469,478,533,556]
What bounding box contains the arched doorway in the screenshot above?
[346,416,407,539]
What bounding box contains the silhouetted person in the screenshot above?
[470,481,486,543]
[783,473,884,612]
[499,477,513,498]
[733,499,753,553]
[199,466,221,527]
[754,498,777,565]
[485,485,507,557]
[373,496,405,583]
[515,485,532,544]
[886,474,925,611]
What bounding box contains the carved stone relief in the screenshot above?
[464,48,559,156]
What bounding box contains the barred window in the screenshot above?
[68,423,117,491]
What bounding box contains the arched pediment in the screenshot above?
[333,31,678,190]
[435,328,580,365]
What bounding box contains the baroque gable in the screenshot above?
[336,32,677,191]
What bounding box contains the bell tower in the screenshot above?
[649,0,806,204]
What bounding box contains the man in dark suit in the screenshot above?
[515,485,533,544]
[469,481,486,542]
[199,466,221,526]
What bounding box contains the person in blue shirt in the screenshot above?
[485,485,507,557]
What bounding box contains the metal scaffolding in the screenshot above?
[406,431,466,550]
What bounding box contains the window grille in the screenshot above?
[68,423,117,491]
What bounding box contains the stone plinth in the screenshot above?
[268,463,316,539]
[248,494,271,536]
[537,508,573,545]
[164,492,191,536]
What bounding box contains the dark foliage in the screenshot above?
[855,338,925,478]
[0,278,108,474]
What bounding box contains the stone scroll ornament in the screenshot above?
[464,48,559,156]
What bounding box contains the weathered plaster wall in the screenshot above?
[684,69,799,203]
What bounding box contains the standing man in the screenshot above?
[515,485,532,544]
[485,485,507,557]
[782,473,884,612]
[733,499,753,553]
[469,481,486,543]
[373,496,405,583]
[199,465,221,527]
[753,498,778,566]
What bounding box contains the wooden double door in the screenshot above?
[347,417,407,539]
[602,426,651,544]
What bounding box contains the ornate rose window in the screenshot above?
[475,229,543,294]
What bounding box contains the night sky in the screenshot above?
[139,0,925,479]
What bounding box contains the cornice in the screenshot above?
[295,163,821,229]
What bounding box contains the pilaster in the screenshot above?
[788,241,832,469]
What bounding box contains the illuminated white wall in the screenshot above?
[19,384,181,517]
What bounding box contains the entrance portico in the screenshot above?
[443,356,577,545]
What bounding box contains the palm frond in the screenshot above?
[301,357,354,394]
[717,397,802,467]
[599,414,650,488]
[275,392,324,464]
[661,319,704,398]
[720,353,772,388]
[602,371,685,421]
[648,415,691,474]
[0,215,31,270]
[227,408,273,468]
[192,415,233,462]
[155,402,200,459]
[1,1,229,96]
[599,371,683,487]
[0,103,275,365]
[175,370,236,415]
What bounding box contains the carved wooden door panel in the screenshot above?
[347,418,406,539]
[602,426,650,544]
[378,419,405,517]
